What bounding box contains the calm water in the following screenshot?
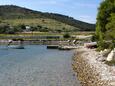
[0,45,80,86]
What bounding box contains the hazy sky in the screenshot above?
[0,0,102,24]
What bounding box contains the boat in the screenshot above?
[8,45,24,49]
[47,45,59,49]
[7,39,25,49]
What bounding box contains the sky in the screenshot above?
[0,0,102,24]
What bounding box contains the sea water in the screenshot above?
[0,45,80,86]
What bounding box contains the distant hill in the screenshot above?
[0,5,95,31]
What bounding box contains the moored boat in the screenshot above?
[8,45,24,49]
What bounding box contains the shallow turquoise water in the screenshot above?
[0,45,80,86]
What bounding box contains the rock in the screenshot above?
[84,42,97,49]
[106,48,115,62]
[102,49,111,57]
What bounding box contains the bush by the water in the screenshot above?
[63,33,71,38]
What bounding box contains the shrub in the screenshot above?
[63,33,71,38]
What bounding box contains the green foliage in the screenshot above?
[39,27,49,32]
[91,33,98,42]
[44,13,95,31]
[63,33,71,38]
[106,13,115,39]
[0,23,13,34]
[96,0,115,50]
[14,24,25,32]
[105,60,115,66]
[20,24,26,30]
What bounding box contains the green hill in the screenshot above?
[0,5,95,33]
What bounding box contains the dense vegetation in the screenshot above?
[0,5,95,34]
[96,0,115,50]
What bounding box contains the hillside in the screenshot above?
[0,5,95,32]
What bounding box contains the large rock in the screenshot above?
[84,42,97,49]
[106,48,115,62]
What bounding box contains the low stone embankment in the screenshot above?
[72,47,115,86]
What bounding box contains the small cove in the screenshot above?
[0,45,81,86]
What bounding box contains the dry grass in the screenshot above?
[3,18,78,31]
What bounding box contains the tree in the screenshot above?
[0,23,10,34]
[63,33,71,38]
[20,24,26,30]
[96,0,115,50]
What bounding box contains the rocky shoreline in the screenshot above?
[72,47,115,86]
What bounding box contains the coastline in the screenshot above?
[72,46,115,86]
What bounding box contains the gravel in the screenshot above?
[72,46,115,86]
